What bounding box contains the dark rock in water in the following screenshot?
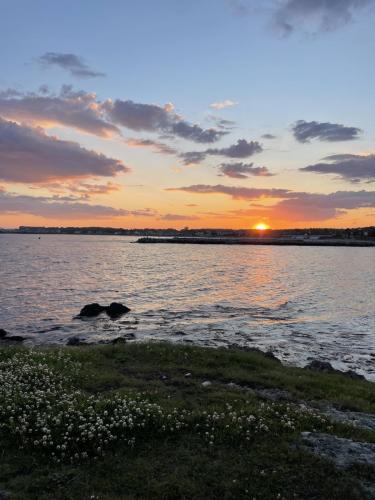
[66,336,85,346]
[77,302,130,319]
[78,303,106,317]
[106,302,131,318]
[306,360,335,373]
[0,329,8,338]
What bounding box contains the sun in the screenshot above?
[253,223,269,231]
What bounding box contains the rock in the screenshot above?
[66,336,84,346]
[201,381,212,387]
[263,350,282,363]
[185,372,192,377]
[78,303,106,317]
[345,369,365,381]
[106,302,131,318]
[255,388,294,402]
[305,360,365,380]
[111,337,126,344]
[0,328,8,338]
[77,302,130,319]
[4,335,26,343]
[300,432,375,469]
[319,407,375,433]
[305,360,336,373]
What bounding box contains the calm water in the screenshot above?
[1,234,374,379]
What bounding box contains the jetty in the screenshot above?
[137,237,375,247]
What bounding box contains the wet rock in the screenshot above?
[0,328,8,338]
[111,337,126,344]
[300,432,375,469]
[345,369,365,381]
[305,360,336,373]
[305,360,365,380]
[78,303,106,317]
[66,336,85,346]
[2,335,26,343]
[106,302,131,318]
[77,302,131,319]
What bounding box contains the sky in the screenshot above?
[0,0,375,229]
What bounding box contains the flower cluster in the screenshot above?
[195,401,329,446]
[0,350,187,462]
[0,350,330,463]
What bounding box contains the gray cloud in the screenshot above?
[269,190,375,220]
[166,184,291,200]
[0,191,154,219]
[125,138,177,155]
[107,100,226,143]
[0,86,119,137]
[218,162,273,178]
[301,153,375,182]
[227,1,374,34]
[293,120,362,143]
[180,139,263,165]
[274,0,374,34]
[0,118,128,183]
[170,182,375,221]
[38,52,106,78]
[261,133,277,139]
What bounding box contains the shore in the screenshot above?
[137,236,375,247]
[0,342,374,499]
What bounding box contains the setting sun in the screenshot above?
[254,223,269,231]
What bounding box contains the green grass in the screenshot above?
[0,342,374,500]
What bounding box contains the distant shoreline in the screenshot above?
[137,236,375,247]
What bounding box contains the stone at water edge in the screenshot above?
[305,359,365,380]
[106,302,131,318]
[78,303,106,317]
[66,336,85,346]
[0,329,8,338]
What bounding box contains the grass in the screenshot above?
[0,342,374,499]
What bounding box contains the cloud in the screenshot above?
[268,190,375,221]
[125,138,177,155]
[218,162,273,178]
[0,118,128,183]
[261,133,277,139]
[274,0,374,35]
[208,116,236,130]
[0,87,226,144]
[37,52,105,78]
[180,139,263,165]
[38,181,122,199]
[301,153,375,182]
[210,99,238,110]
[0,190,155,219]
[159,213,200,221]
[170,182,375,222]
[293,120,361,143]
[0,86,119,137]
[107,99,226,143]
[166,184,292,200]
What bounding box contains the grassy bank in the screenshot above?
[0,342,374,499]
